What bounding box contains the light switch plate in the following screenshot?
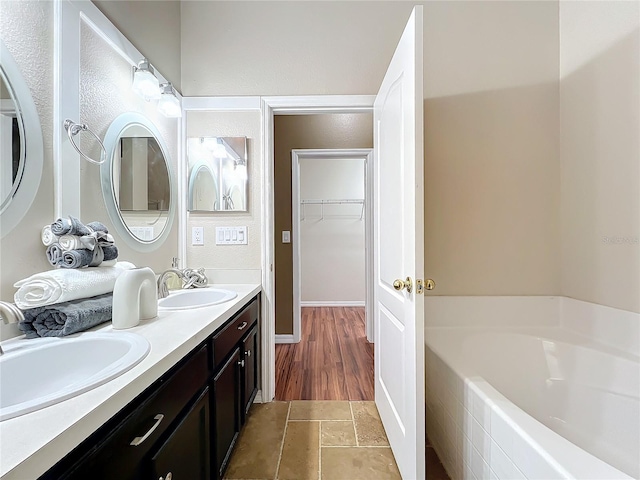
[216,226,248,245]
[282,231,291,243]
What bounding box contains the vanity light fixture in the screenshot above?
[132,58,160,101]
[157,82,182,118]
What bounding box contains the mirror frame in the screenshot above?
[188,161,219,211]
[101,112,176,252]
[0,39,43,238]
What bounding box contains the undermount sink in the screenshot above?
[158,287,237,310]
[0,331,150,421]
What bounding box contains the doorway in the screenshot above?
[270,114,375,401]
[274,148,374,400]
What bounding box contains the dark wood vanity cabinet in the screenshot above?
[210,296,260,479]
[150,388,210,480]
[42,294,260,480]
[212,348,242,479]
[241,324,259,422]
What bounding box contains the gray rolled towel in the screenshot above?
[59,245,117,269]
[102,245,118,262]
[51,216,109,237]
[18,293,113,338]
[60,248,101,268]
[46,243,64,266]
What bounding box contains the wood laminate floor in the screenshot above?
[275,307,374,401]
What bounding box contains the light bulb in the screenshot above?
[132,60,160,100]
[158,92,182,118]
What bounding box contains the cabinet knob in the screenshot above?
[245,349,251,357]
[160,473,172,480]
[238,359,245,368]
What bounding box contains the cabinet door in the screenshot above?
[150,388,210,480]
[212,348,241,479]
[241,325,259,424]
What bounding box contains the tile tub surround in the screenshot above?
[224,400,403,480]
[0,284,261,480]
[424,297,639,480]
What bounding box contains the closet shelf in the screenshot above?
[300,199,365,220]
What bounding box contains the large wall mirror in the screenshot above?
[0,39,43,238]
[187,136,248,212]
[101,112,176,250]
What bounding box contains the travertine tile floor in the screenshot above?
[224,401,450,480]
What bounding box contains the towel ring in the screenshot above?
[64,119,106,165]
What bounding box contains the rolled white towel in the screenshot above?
[58,232,115,251]
[14,261,135,309]
[58,235,85,251]
[41,225,59,246]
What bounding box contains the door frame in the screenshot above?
[291,148,374,345]
[261,96,374,401]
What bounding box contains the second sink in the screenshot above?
[0,331,150,421]
[158,287,237,310]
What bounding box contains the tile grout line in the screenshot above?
[274,402,292,480]
[349,401,360,447]
[318,420,322,480]
[286,419,352,422]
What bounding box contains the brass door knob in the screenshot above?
[393,277,413,293]
[425,279,436,291]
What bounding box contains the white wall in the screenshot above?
[560,0,640,314]
[79,20,179,274]
[0,0,55,340]
[299,158,365,304]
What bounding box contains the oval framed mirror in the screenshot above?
[0,39,43,238]
[101,112,176,251]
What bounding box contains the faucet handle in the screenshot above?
[0,301,24,325]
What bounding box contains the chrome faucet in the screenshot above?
[0,301,24,355]
[157,269,185,299]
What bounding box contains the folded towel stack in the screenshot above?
[42,216,119,268]
[19,294,114,338]
[15,261,135,337]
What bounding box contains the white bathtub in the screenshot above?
[425,326,639,479]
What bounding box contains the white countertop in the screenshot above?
[0,283,261,480]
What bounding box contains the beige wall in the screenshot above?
[560,1,640,313]
[181,1,562,304]
[80,21,179,274]
[423,1,560,296]
[93,0,182,92]
[274,114,372,334]
[0,1,55,340]
[185,111,262,271]
[180,1,411,96]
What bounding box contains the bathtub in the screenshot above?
[425,326,639,479]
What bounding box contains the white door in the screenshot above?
[373,6,425,479]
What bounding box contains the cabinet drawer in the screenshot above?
[61,345,209,480]
[212,298,258,368]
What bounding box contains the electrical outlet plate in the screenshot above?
[192,226,204,245]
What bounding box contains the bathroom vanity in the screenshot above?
[0,284,261,480]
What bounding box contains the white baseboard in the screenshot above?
[300,301,365,307]
[275,334,297,344]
